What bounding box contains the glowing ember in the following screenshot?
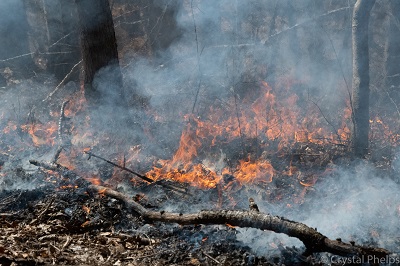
[82,205,91,214]
[85,176,102,186]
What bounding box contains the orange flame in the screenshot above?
[235,159,274,184]
[21,122,58,147]
[82,205,91,214]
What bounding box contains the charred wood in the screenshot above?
[29,160,68,172]
[87,185,390,259]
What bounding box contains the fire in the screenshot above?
[3,121,17,134]
[64,90,87,116]
[82,205,91,214]
[98,188,107,195]
[20,121,58,147]
[147,162,222,189]
[235,159,274,184]
[225,223,236,228]
[85,176,102,186]
[143,78,351,188]
[10,68,400,199]
[171,121,202,165]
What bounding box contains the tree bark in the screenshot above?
[74,0,124,105]
[351,0,375,157]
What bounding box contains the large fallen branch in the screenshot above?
[88,184,390,258]
[28,158,391,258]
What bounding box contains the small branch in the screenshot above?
[86,151,189,194]
[87,185,390,258]
[84,151,154,183]
[29,160,66,172]
[264,6,350,42]
[61,236,72,251]
[308,95,342,143]
[44,60,82,102]
[190,0,202,115]
[30,198,55,225]
[385,89,400,119]
[201,249,220,264]
[0,52,34,62]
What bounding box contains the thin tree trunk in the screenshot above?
[351,0,375,157]
[75,0,124,105]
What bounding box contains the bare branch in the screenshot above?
[44,60,82,101]
[88,185,391,259]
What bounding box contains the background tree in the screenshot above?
[23,0,80,81]
[74,0,124,105]
[351,0,376,157]
[0,0,35,86]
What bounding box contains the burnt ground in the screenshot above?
[0,180,308,266]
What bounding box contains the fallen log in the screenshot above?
[87,184,390,259]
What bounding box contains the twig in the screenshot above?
[308,95,342,143]
[85,151,189,194]
[48,31,75,49]
[126,251,164,260]
[84,151,154,183]
[112,232,154,246]
[190,0,202,114]
[264,6,350,42]
[385,89,400,119]
[38,234,58,242]
[87,185,391,258]
[44,60,82,102]
[30,198,55,225]
[29,159,66,172]
[0,52,34,62]
[0,191,22,206]
[317,23,355,131]
[61,236,72,250]
[30,157,188,195]
[233,90,246,157]
[49,243,61,253]
[201,249,220,264]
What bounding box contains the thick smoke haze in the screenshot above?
[0,0,400,259]
[124,0,352,134]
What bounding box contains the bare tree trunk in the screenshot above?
[74,0,124,105]
[387,1,400,89]
[0,0,35,84]
[23,0,80,81]
[351,0,375,157]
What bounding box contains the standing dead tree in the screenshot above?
[351,0,376,157]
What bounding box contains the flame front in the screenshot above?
[5,73,398,192]
[144,79,351,188]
